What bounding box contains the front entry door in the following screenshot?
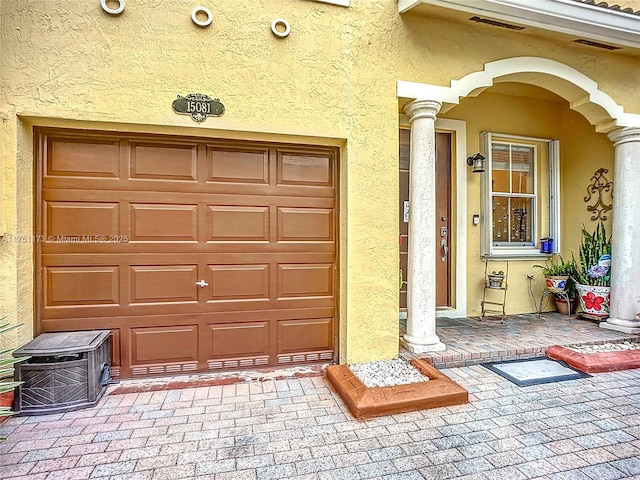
[399,129,452,309]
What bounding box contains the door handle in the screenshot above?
[441,237,448,262]
[195,279,209,288]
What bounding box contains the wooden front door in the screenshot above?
[36,128,337,378]
[399,129,452,309]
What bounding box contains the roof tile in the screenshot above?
[571,0,640,15]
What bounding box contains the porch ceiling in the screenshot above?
[398,0,640,54]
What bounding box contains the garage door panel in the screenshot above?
[46,137,120,179]
[45,189,335,206]
[41,243,336,254]
[42,299,335,319]
[277,317,333,353]
[208,321,269,358]
[130,326,199,374]
[130,204,198,241]
[130,143,198,181]
[208,206,269,242]
[278,264,334,299]
[40,308,335,377]
[45,202,119,237]
[38,129,337,377]
[207,147,269,184]
[207,264,270,301]
[40,308,335,332]
[41,255,335,315]
[278,207,334,242]
[131,325,198,363]
[41,179,337,197]
[131,265,198,304]
[278,152,333,187]
[41,252,334,264]
[45,266,120,306]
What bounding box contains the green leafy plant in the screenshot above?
[534,254,574,276]
[1,321,29,441]
[534,254,578,298]
[573,222,611,287]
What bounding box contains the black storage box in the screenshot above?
[13,330,111,415]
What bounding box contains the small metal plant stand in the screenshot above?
[481,261,509,323]
[536,287,572,319]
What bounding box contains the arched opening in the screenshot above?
[399,56,640,133]
[399,57,640,354]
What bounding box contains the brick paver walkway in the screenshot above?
[1,364,640,480]
[405,313,637,369]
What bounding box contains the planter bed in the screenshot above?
[325,358,468,419]
[546,341,640,373]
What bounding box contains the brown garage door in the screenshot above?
[36,128,337,379]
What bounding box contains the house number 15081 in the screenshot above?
[172,93,225,123]
[187,100,211,114]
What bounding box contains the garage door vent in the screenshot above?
[131,362,198,376]
[278,351,333,364]
[208,356,269,370]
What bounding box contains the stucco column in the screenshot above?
[401,99,446,353]
[601,126,640,334]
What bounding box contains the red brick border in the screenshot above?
[325,358,468,419]
[546,345,640,373]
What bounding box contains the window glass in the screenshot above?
[511,145,535,194]
[490,141,536,247]
[492,196,534,244]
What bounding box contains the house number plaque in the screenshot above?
[172,93,225,122]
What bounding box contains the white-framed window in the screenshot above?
[481,132,559,258]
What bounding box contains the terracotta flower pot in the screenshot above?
[554,297,578,315]
[0,391,13,408]
[0,390,14,424]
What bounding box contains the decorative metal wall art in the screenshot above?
[172,93,225,122]
[584,168,613,221]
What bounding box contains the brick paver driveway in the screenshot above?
[1,365,639,480]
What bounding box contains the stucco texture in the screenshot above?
[0,0,638,362]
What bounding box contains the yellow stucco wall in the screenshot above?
[0,0,636,362]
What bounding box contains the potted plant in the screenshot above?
[487,270,505,289]
[0,321,29,440]
[534,254,573,293]
[573,222,611,318]
[534,255,578,314]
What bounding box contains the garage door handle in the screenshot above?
[196,280,209,288]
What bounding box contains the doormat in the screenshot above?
[481,358,591,387]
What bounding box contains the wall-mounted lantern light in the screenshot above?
[466,153,485,173]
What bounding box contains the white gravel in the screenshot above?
[565,341,640,353]
[349,358,429,388]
